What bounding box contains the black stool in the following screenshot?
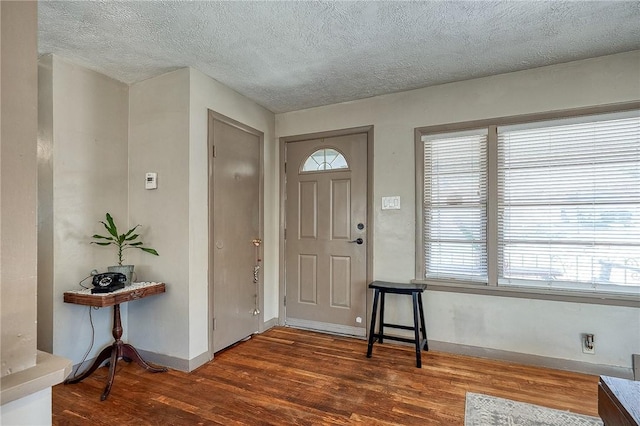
[366,281,428,368]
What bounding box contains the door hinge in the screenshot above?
[212,145,216,158]
[283,296,286,306]
[213,318,216,330]
[284,162,287,173]
[284,228,286,240]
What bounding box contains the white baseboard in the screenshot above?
[68,333,634,380]
[429,340,634,380]
[70,349,210,374]
[285,317,366,338]
[136,348,210,372]
[261,317,279,332]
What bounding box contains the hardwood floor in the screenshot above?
[53,327,599,425]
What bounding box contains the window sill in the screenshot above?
[411,279,640,308]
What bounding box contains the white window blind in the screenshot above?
[497,111,640,293]
[423,129,488,282]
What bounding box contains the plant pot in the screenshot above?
[107,265,135,286]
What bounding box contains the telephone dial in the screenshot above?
[91,272,126,294]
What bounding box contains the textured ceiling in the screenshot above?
[38,1,640,113]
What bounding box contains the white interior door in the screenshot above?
[210,112,262,353]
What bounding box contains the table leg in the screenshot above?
[121,344,167,373]
[378,291,386,344]
[65,303,166,400]
[412,292,422,368]
[64,345,113,384]
[366,289,380,358]
[418,293,428,351]
[101,343,120,401]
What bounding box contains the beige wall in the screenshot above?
[275,51,640,374]
[127,68,276,368]
[188,68,277,354]
[1,388,51,425]
[1,0,38,377]
[35,61,276,371]
[2,2,70,421]
[29,42,638,376]
[128,69,191,361]
[37,55,130,364]
[37,56,54,354]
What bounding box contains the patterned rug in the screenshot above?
[465,392,603,426]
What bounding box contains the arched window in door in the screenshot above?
[300,148,349,172]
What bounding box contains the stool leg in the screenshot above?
[378,291,386,344]
[412,292,422,368]
[366,289,380,358]
[418,292,428,351]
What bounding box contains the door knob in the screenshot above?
[348,238,364,245]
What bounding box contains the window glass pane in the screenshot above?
[423,130,488,282]
[498,112,640,293]
[301,148,349,172]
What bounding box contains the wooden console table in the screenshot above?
[63,282,168,400]
[598,375,640,425]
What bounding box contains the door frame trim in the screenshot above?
[278,125,374,333]
[208,109,264,359]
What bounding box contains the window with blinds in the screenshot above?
[422,129,488,282]
[498,112,640,293]
[418,108,640,296]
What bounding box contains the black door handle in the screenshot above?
[348,238,364,245]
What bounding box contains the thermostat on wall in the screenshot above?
[145,172,157,190]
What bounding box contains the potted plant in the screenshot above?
[91,213,159,285]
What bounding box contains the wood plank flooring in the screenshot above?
[52,327,600,425]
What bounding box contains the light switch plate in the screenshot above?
[382,196,400,210]
[145,172,157,190]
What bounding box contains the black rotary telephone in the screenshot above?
[91,272,126,294]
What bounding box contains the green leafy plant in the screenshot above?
[91,213,159,265]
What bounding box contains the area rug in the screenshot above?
[464,392,603,426]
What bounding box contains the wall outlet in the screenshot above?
[633,354,640,380]
[582,333,595,354]
[381,196,400,210]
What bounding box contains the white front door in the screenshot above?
[285,133,368,336]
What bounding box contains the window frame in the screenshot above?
[414,102,640,307]
[300,146,350,173]
[422,128,490,283]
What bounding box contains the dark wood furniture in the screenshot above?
[63,282,168,400]
[598,375,640,425]
[366,281,428,368]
